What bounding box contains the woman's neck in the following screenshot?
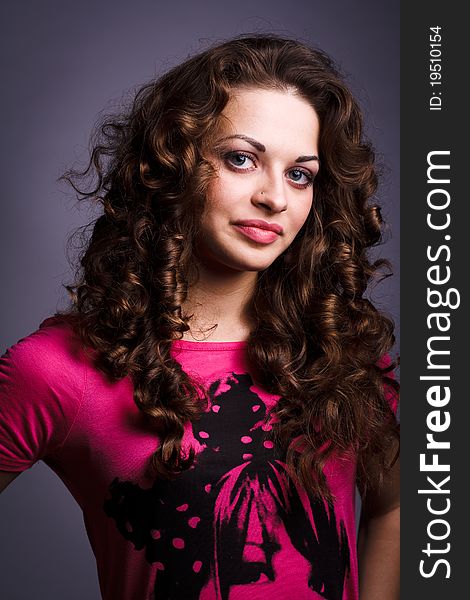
[182,265,257,342]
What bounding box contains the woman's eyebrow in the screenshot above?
[217,134,319,163]
[296,155,320,164]
[218,134,266,152]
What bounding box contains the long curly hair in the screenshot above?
[59,34,399,500]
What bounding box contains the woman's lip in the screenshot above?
[233,219,283,234]
[233,224,280,244]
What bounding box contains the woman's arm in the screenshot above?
[357,452,400,599]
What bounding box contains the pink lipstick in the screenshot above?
[232,219,283,245]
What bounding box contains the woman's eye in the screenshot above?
[222,152,314,188]
[287,168,313,187]
[224,152,256,170]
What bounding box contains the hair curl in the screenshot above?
[59,34,399,500]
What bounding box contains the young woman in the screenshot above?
[0,35,399,599]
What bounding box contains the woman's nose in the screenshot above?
[251,175,287,213]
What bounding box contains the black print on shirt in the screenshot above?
[104,373,351,599]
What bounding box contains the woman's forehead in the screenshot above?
[215,89,320,155]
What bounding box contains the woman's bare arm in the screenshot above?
[357,451,400,599]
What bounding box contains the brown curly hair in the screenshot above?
[59,34,399,501]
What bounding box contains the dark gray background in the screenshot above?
[0,1,399,597]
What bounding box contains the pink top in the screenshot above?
[0,317,398,599]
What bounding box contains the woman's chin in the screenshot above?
[199,251,279,275]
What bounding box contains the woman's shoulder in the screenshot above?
[0,315,91,469]
[0,314,90,390]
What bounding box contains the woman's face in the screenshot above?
[198,87,320,273]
